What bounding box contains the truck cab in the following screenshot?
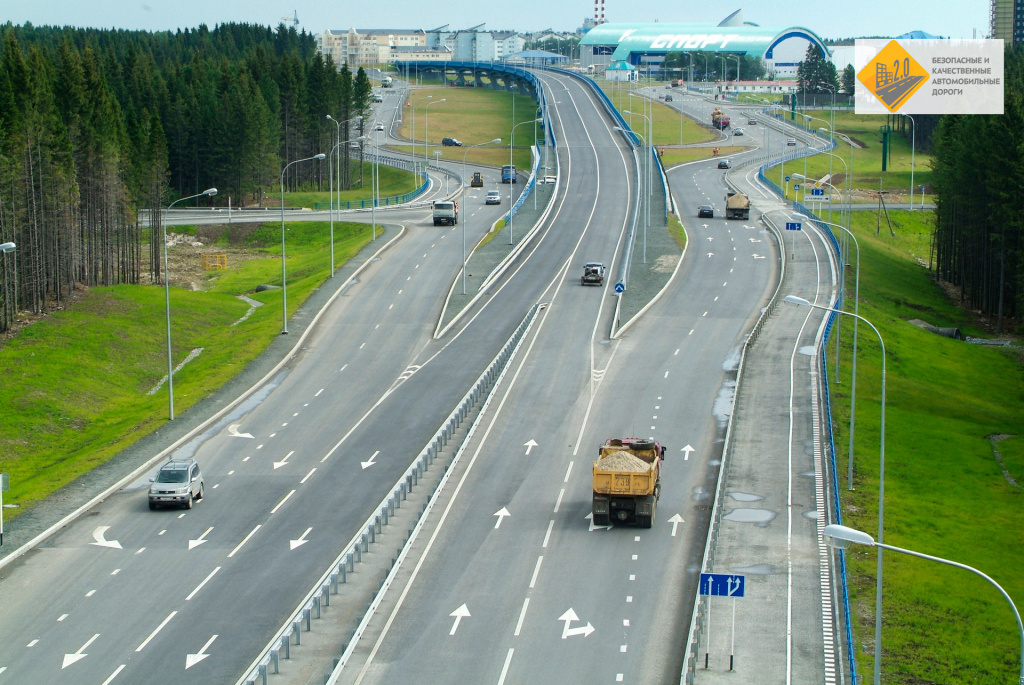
[501,165,517,184]
[432,200,458,226]
[581,262,605,286]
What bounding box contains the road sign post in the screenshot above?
[785,222,802,261]
[700,573,745,670]
[0,472,8,546]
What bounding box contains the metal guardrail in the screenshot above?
[238,303,542,685]
[314,174,428,211]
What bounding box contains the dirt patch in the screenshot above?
[653,254,679,273]
[151,223,268,292]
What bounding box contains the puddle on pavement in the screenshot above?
[730,564,773,575]
[798,346,817,356]
[803,510,821,519]
[712,380,736,425]
[728,492,764,502]
[724,508,777,526]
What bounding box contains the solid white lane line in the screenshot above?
[136,611,176,652]
[186,566,221,601]
[514,598,530,636]
[58,614,68,622]
[553,489,565,513]
[271,490,295,514]
[496,648,515,685]
[227,525,261,558]
[100,665,126,685]
[529,556,543,589]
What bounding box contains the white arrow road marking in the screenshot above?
[523,439,538,455]
[748,237,762,242]
[188,527,213,550]
[227,424,253,439]
[493,507,511,529]
[62,633,99,668]
[558,608,595,639]
[361,451,380,469]
[681,444,695,461]
[449,604,470,635]
[185,635,218,670]
[702,223,709,228]
[273,450,294,470]
[289,528,312,550]
[707,252,714,258]
[753,254,766,259]
[668,514,685,537]
[585,512,612,532]
[90,526,122,550]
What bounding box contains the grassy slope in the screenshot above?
[0,220,374,514]
[826,210,1024,683]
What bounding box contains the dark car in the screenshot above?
[698,205,714,218]
[664,94,673,102]
[441,137,462,146]
[718,159,731,169]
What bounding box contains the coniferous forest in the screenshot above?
[0,22,372,333]
[931,47,1024,333]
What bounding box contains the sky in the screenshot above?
[1,0,990,41]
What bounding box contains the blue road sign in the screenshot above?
[614,282,625,294]
[784,176,790,182]
[785,222,802,231]
[700,573,745,597]
[811,187,824,196]
[793,183,801,190]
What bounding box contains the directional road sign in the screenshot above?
[811,187,825,196]
[785,222,802,231]
[784,176,790,182]
[699,572,745,597]
[614,282,625,294]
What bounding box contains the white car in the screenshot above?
[485,190,501,205]
[374,122,385,132]
[786,138,797,146]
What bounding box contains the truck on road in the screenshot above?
[725,191,750,220]
[432,200,458,226]
[380,75,393,88]
[711,107,730,130]
[592,437,665,528]
[501,165,517,184]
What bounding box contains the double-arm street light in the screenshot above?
[280,154,326,335]
[785,294,886,685]
[824,524,1024,685]
[621,110,653,263]
[423,98,447,169]
[163,187,217,420]
[507,118,542,245]
[461,139,502,294]
[326,114,362,276]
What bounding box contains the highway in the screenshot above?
[0,72,827,685]
[333,84,786,684]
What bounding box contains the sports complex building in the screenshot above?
[578,11,830,80]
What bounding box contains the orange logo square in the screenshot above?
[857,40,929,112]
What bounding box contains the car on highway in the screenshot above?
[748,118,757,125]
[664,93,673,102]
[733,127,744,136]
[374,122,385,131]
[698,205,714,218]
[373,93,384,103]
[717,159,731,169]
[442,137,462,146]
[787,137,797,146]
[149,458,204,510]
[485,190,501,204]
[543,175,557,184]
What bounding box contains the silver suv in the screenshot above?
[149,459,204,510]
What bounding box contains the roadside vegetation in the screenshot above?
[598,80,718,148]
[0,220,374,519]
[823,209,1023,683]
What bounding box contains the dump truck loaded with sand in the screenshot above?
[592,437,666,528]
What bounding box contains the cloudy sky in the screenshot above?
[2,0,988,41]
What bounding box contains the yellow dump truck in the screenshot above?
[592,437,665,528]
[725,191,750,220]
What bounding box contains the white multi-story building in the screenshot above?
[314,28,426,65]
[317,25,528,65]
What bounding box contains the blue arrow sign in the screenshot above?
[811,187,824,196]
[699,573,745,597]
[784,176,790,182]
[785,222,802,231]
[614,282,625,294]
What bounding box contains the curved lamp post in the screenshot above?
[507,118,542,245]
[163,187,217,420]
[623,110,652,263]
[280,154,325,334]
[326,114,362,276]
[461,139,502,294]
[824,524,1024,685]
[423,98,446,169]
[785,294,886,685]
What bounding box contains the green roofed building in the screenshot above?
[578,11,829,77]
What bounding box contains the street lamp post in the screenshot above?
[795,212,860,491]
[163,187,217,420]
[325,114,363,275]
[824,524,1024,685]
[508,118,542,245]
[900,113,915,210]
[1,241,15,342]
[461,139,502,294]
[280,154,325,335]
[424,98,446,169]
[785,295,886,685]
[622,110,652,263]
